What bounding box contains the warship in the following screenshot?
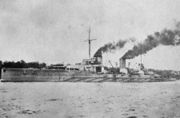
[0,28,179,82]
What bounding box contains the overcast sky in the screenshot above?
[0,0,180,70]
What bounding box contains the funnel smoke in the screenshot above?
[122,23,180,59]
[93,40,128,57]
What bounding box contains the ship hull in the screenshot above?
[1,68,177,82]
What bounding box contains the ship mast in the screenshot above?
[140,40,143,69]
[141,50,142,64]
[85,27,96,59]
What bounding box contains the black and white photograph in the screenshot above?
[0,0,180,118]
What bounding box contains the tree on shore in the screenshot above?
[2,60,47,69]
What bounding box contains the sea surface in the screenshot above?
[1,80,180,118]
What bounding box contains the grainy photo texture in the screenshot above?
[0,0,180,118]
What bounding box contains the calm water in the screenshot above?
[1,81,180,118]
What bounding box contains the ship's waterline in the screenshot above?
[1,68,178,82]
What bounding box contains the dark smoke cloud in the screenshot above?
[93,40,129,57]
[122,22,180,59]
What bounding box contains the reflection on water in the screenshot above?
[1,81,180,118]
